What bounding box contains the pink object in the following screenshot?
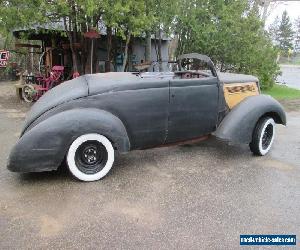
[73,71,80,79]
[52,65,64,71]
[30,65,65,101]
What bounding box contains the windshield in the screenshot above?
[179,58,214,76]
[145,58,214,76]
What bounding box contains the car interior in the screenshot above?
[138,57,215,80]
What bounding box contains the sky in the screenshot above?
[266,1,300,28]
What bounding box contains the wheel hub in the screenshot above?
[82,146,99,165]
[75,140,108,175]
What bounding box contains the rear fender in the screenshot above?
[214,95,286,144]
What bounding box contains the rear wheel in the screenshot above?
[249,117,275,156]
[67,133,114,181]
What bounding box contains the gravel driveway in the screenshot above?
[0,81,299,249]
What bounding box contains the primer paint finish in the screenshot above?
[7,54,287,173]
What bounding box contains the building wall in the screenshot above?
[96,37,170,72]
[131,39,169,71]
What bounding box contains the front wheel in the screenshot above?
[67,133,114,181]
[249,117,275,156]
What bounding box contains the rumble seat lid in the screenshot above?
[218,72,258,84]
[85,72,171,95]
[85,72,140,95]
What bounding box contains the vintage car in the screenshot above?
[7,53,286,181]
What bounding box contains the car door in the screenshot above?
[100,79,170,150]
[166,77,219,143]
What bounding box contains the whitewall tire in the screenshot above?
[249,117,276,156]
[67,133,114,181]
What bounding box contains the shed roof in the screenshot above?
[13,20,170,41]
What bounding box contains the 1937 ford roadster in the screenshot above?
[7,53,286,181]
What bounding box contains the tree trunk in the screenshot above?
[71,48,78,73]
[145,31,152,63]
[158,28,163,71]
[121,31,131,72]
[63,16,78,74]
[106,26,112,72]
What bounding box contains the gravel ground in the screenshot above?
[0,81,299,249]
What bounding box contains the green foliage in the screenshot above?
[262,84,300,100]
[176,0,279,89]
[277,10,294,54]
[0,32,13,49]
[294,17,300,52]
[0,0,281,84]
[268,15,280,45]
[0,0,46,34]
[145,0,179,35]
[103,0,152,39]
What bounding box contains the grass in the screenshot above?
[279,56,300,65]
[279,60,300,66]
[262,84,300,100]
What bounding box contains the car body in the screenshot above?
[7,53,286,181]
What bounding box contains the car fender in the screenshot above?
[214,95,286,144]
[7,108,130,172]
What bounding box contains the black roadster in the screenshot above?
[7,54,286,181]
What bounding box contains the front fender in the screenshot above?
[214,95,286,144]
[7,109,130,173]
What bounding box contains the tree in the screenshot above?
[0,0,280,87]
[146,0,178,70]
[0,0,105,74]
[278,10,294,54]
[102,0,153,71]
[44,0,106,74]
[176,0,279,89]
[294,17,300,53]
[268,15,280,45]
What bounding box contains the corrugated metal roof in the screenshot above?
[13,20,170,40]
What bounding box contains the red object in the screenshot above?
[72,71,80,79]
[83,29,100,39]
[52,65,64,71]
[29,66,65,101]
[0,50,10,68]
